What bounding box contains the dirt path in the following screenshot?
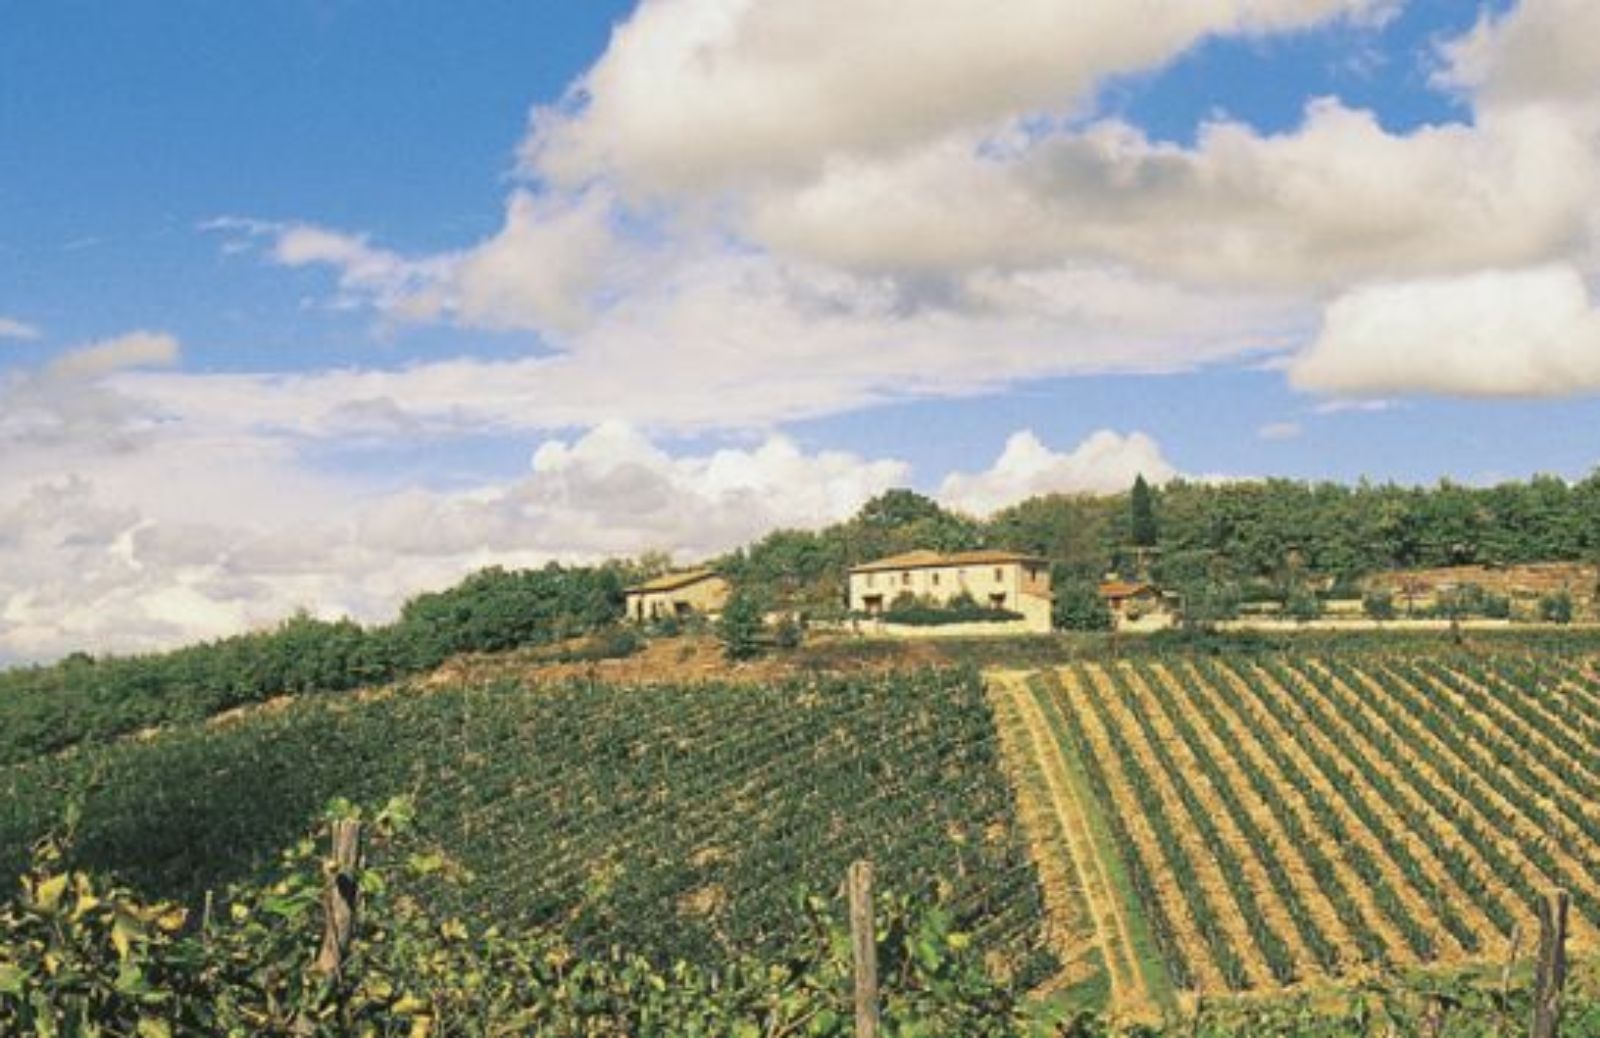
[987,674,1106,996]
[1053,667,1228,993]
[989,670,1149,1009]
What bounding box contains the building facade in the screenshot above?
[1098,580,1175,631]
[847,550,1053,632]
[624,570,730,622]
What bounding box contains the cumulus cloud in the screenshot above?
[939,429,1180,516]
[0,317,38,340]
[526,0,1392,195]
[0,370,911,660]
[208,0,1600,422]
[750,99,1597,291]
[1434,0,1600,115]
[1289,265,1600,397]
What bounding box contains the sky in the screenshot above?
[2,0,1598,660]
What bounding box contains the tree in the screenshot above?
[1052,576,1112,631]
[1362,590,1396,621]
[1285,585,1322,623]
[1129,475,1158,548]
[718,594,765,661]
[1539,591,1574,624]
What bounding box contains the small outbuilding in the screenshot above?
[1098,580,1174,630]
[624,569,730,623]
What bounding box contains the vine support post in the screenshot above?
[1530,889,1568,1038]
[315,819,363,977]
[848,859,880,1038]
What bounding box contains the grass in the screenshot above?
[1026,673,1178,1014]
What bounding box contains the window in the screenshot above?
[994,568,1003,582]
[866,573,876,588]
[932,572,941,586]
[902,572,911,586]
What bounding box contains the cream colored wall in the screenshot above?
[848,562,1050,622]
[627,576,730,621]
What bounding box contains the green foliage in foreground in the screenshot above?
[0,803,1024,1037]
[6,806,1598,1037]
[0,670,1054,987]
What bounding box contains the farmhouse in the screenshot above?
[848,550,1053,632]
[1098,580,1174,631]
[624,569,730,622]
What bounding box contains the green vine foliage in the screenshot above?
[0,800,1026,1038]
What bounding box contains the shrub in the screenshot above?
[772,614,804,650]
[1540,591,1575,624]
[1053,577,1112,632]
[718,594,766,660]
[1362,590,1397,621]
[1285,586,1323,622]
[882,603,1024,626]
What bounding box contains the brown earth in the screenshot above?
[1053,667,1229,993]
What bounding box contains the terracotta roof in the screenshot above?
[1098,581,1155,600]
[625,569,722,595]
[850,549,1046,574]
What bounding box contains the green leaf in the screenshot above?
[0,962,26,996]
[33,873,69,913]
[136,1017,173,1038]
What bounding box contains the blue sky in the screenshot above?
[2,0,1598,658]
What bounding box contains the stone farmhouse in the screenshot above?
[847,550,1054,632]
[624,569,730,622]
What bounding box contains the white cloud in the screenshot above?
[1289,265,1600,397]
[46,331,180,380]
[748,98,1596,291]
[526,0,1390,195]
[0,317,38,340]
[1434,0,1600,116]
[121,254,1299,438]
[0,351,910,659]
[217,189,618,333]
[939,429,1179,516]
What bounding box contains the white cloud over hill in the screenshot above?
[0,334,1179,660]
[210,0,1600,409]
[939,430,1178,516]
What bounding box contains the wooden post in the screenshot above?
[1530,890,1568,1038]
[315,819,363,977]
[1502,922,1523,999]
[848,860,880,1038]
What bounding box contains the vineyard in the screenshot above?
[992,652,1600,1011]
[0,668,1056,985]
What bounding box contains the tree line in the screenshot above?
[5,472,1599,753]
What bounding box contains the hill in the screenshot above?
[0,666,1055,987]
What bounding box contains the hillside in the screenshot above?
[993,649,1600,1011]
[0,667,1055,987]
